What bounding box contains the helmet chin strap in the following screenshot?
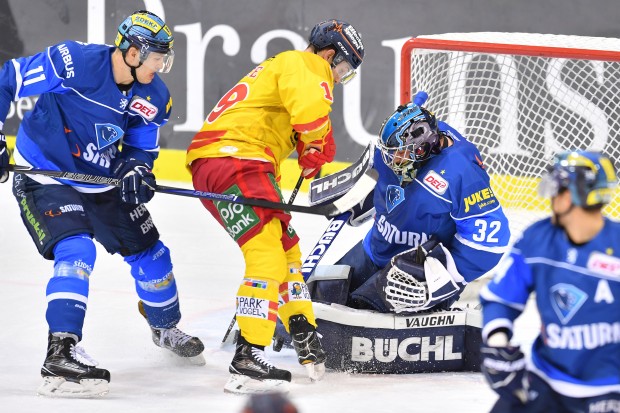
[121,50,142,84]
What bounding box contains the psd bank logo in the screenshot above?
[95,123,124,150]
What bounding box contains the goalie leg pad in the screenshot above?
[307,265,352,305]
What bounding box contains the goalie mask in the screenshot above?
[538,150,617,209]
[378,102,441,184]
[115,10,174,73]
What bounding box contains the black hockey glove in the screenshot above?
[480,344,527,405]
[112,158,156,204]
[0,131,9,183]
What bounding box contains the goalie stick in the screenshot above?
[8,164,377,218]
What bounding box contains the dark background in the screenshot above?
[1,0,620,162]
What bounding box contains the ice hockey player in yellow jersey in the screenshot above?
[186,19,364,394]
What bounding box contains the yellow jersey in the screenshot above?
[186,50,335,177]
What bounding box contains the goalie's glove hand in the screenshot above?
[296,130,336,179]
[112,158,156,204]
[0,131,9,183]
[480,342,527,405]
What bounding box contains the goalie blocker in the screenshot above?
[305,242,481,374]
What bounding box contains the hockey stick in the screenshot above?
[8,165,377,218]
[301,211,351,280]
[220,174,304,345]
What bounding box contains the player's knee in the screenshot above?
[242,227,288,279]
[285,242,302,269]
[52,234,96,279]
[125,240,175,292]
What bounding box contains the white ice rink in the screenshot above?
[0,179,541,412]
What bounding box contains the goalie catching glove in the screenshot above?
[296,129,336,179]
[382,238,466,313]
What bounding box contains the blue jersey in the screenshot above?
[0,40,171,191]
[481,218,620,397]
[363,121,510,281]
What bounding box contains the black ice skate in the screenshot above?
[289,314,327,381]
[38,332,110,398]
[139,301,205,365]
[224,335,291,394]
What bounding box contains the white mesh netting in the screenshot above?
[403,32,620,235]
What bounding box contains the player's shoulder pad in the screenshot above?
[47,40,87,82]
[129,77,172,124]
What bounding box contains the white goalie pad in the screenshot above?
[384,243,465,313]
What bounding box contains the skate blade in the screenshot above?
[183,353,206,366]
[223,374,290,395]
[304,362,326,381]
[37,376,109,398]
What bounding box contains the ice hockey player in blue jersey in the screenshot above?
[479,150,620,413]
[332,102,511,313]
[0,10,204,397]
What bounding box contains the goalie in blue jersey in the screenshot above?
[330,102,511,314]
[0,11,204,397]
[480,151,620,412]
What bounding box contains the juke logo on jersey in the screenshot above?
[463,187,497,213]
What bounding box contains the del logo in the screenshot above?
[423,170,448,195]
[130,97,158,121]
[94,123,124,150]
[587,252,620,277]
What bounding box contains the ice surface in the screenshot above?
[0,181,541,412]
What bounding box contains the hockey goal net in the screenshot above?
[401,32,620,234]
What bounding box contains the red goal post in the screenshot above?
[400,32,620,233]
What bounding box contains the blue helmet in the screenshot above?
[115,10,174,73]
[377,102,440,183]
[538,150,617,208]
[309,20,364,83]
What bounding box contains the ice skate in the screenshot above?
[289,314,327,381]
[139,301,205,365]
[38,333,110,398]
[224,335,291,394]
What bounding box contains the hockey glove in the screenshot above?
[112,158,156,204]
[0,131,9,183]
[296,129,336,179]
[480,344,527,405]
[382,239,465,313]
